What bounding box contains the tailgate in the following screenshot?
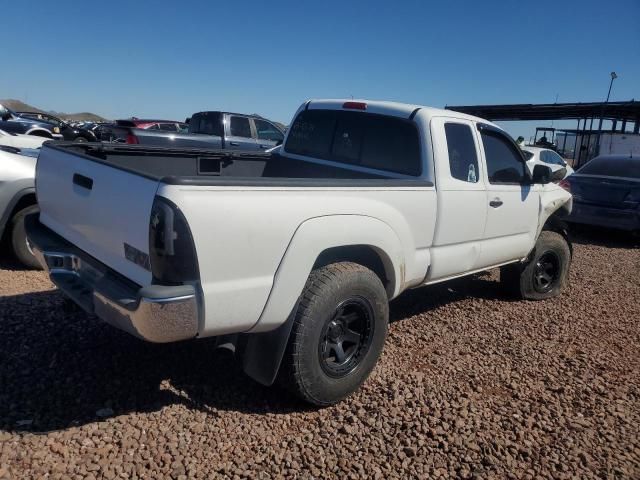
[36,145,158,286]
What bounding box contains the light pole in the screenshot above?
[595,71,618,157]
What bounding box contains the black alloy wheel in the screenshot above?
[533,251,561,293]
[319,297,374,378]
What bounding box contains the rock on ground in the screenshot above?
[0,228,639,479]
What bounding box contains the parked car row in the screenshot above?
[0,104,64,140]
[16,111,98,142]
[4,94,638,405]
[107,111,285,151]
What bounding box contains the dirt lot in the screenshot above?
[1,228,639,479]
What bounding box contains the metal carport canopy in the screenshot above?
[445,100,640,122]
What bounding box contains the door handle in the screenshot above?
[489,198,503,208]
[229,141,240,146]
[258,144,269,149]
[73,173,93,190]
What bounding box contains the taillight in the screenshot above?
[149,196,199,284]
[342,101,367,110]
[558,179,571,193]
[126,133,139,144]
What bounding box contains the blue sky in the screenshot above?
[1,0,638,139]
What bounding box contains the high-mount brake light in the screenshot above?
[342,101,367,110]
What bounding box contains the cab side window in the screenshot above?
[229,116,252,138]
[481,130,527,184]
[444,123,479,183]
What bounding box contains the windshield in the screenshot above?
[20,113,63,126]
[578,157,640,179]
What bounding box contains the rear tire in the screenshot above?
[279,262,389,406]
[10,205,42,270]
[501,230,570,300]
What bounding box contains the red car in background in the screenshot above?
[103,118,189,144]
[119,118,189,132]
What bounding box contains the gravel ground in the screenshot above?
[1,228,639,479]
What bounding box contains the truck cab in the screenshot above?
[188,111,285,151]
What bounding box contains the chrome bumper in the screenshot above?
[25,214,199,343]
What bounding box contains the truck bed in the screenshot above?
[51,143,430,186]
[35,141,435,295]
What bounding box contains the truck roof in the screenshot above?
[306,99,497,126]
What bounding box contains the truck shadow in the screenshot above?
[389,271,512,323]
[0,253,28,271]
[0,273,507,434]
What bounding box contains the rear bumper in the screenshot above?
[25,214,200,343]
[565,202,640,231]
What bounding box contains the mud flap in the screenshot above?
[242,309,297,386]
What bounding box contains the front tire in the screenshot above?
[10,205,42,270]
[501,230,570,300]
[279,262,389,406]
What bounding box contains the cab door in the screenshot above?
[476,125,539,267]
[426,117,488,281]
[224,114,258,150]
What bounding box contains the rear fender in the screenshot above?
[0,187,36,239]
[248,214,404,334]
[242,215,404,386]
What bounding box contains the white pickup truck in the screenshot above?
[26,99,572,405]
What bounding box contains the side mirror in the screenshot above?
[531,164,552,184]
[551,167,567,182]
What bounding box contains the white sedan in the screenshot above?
[0,128,48,150]
[521,146,574,180]
[0,129,46,158]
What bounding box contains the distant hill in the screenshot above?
[0,99,109,122]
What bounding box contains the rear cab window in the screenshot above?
[284,109,421,176]
[189,112,223,136]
